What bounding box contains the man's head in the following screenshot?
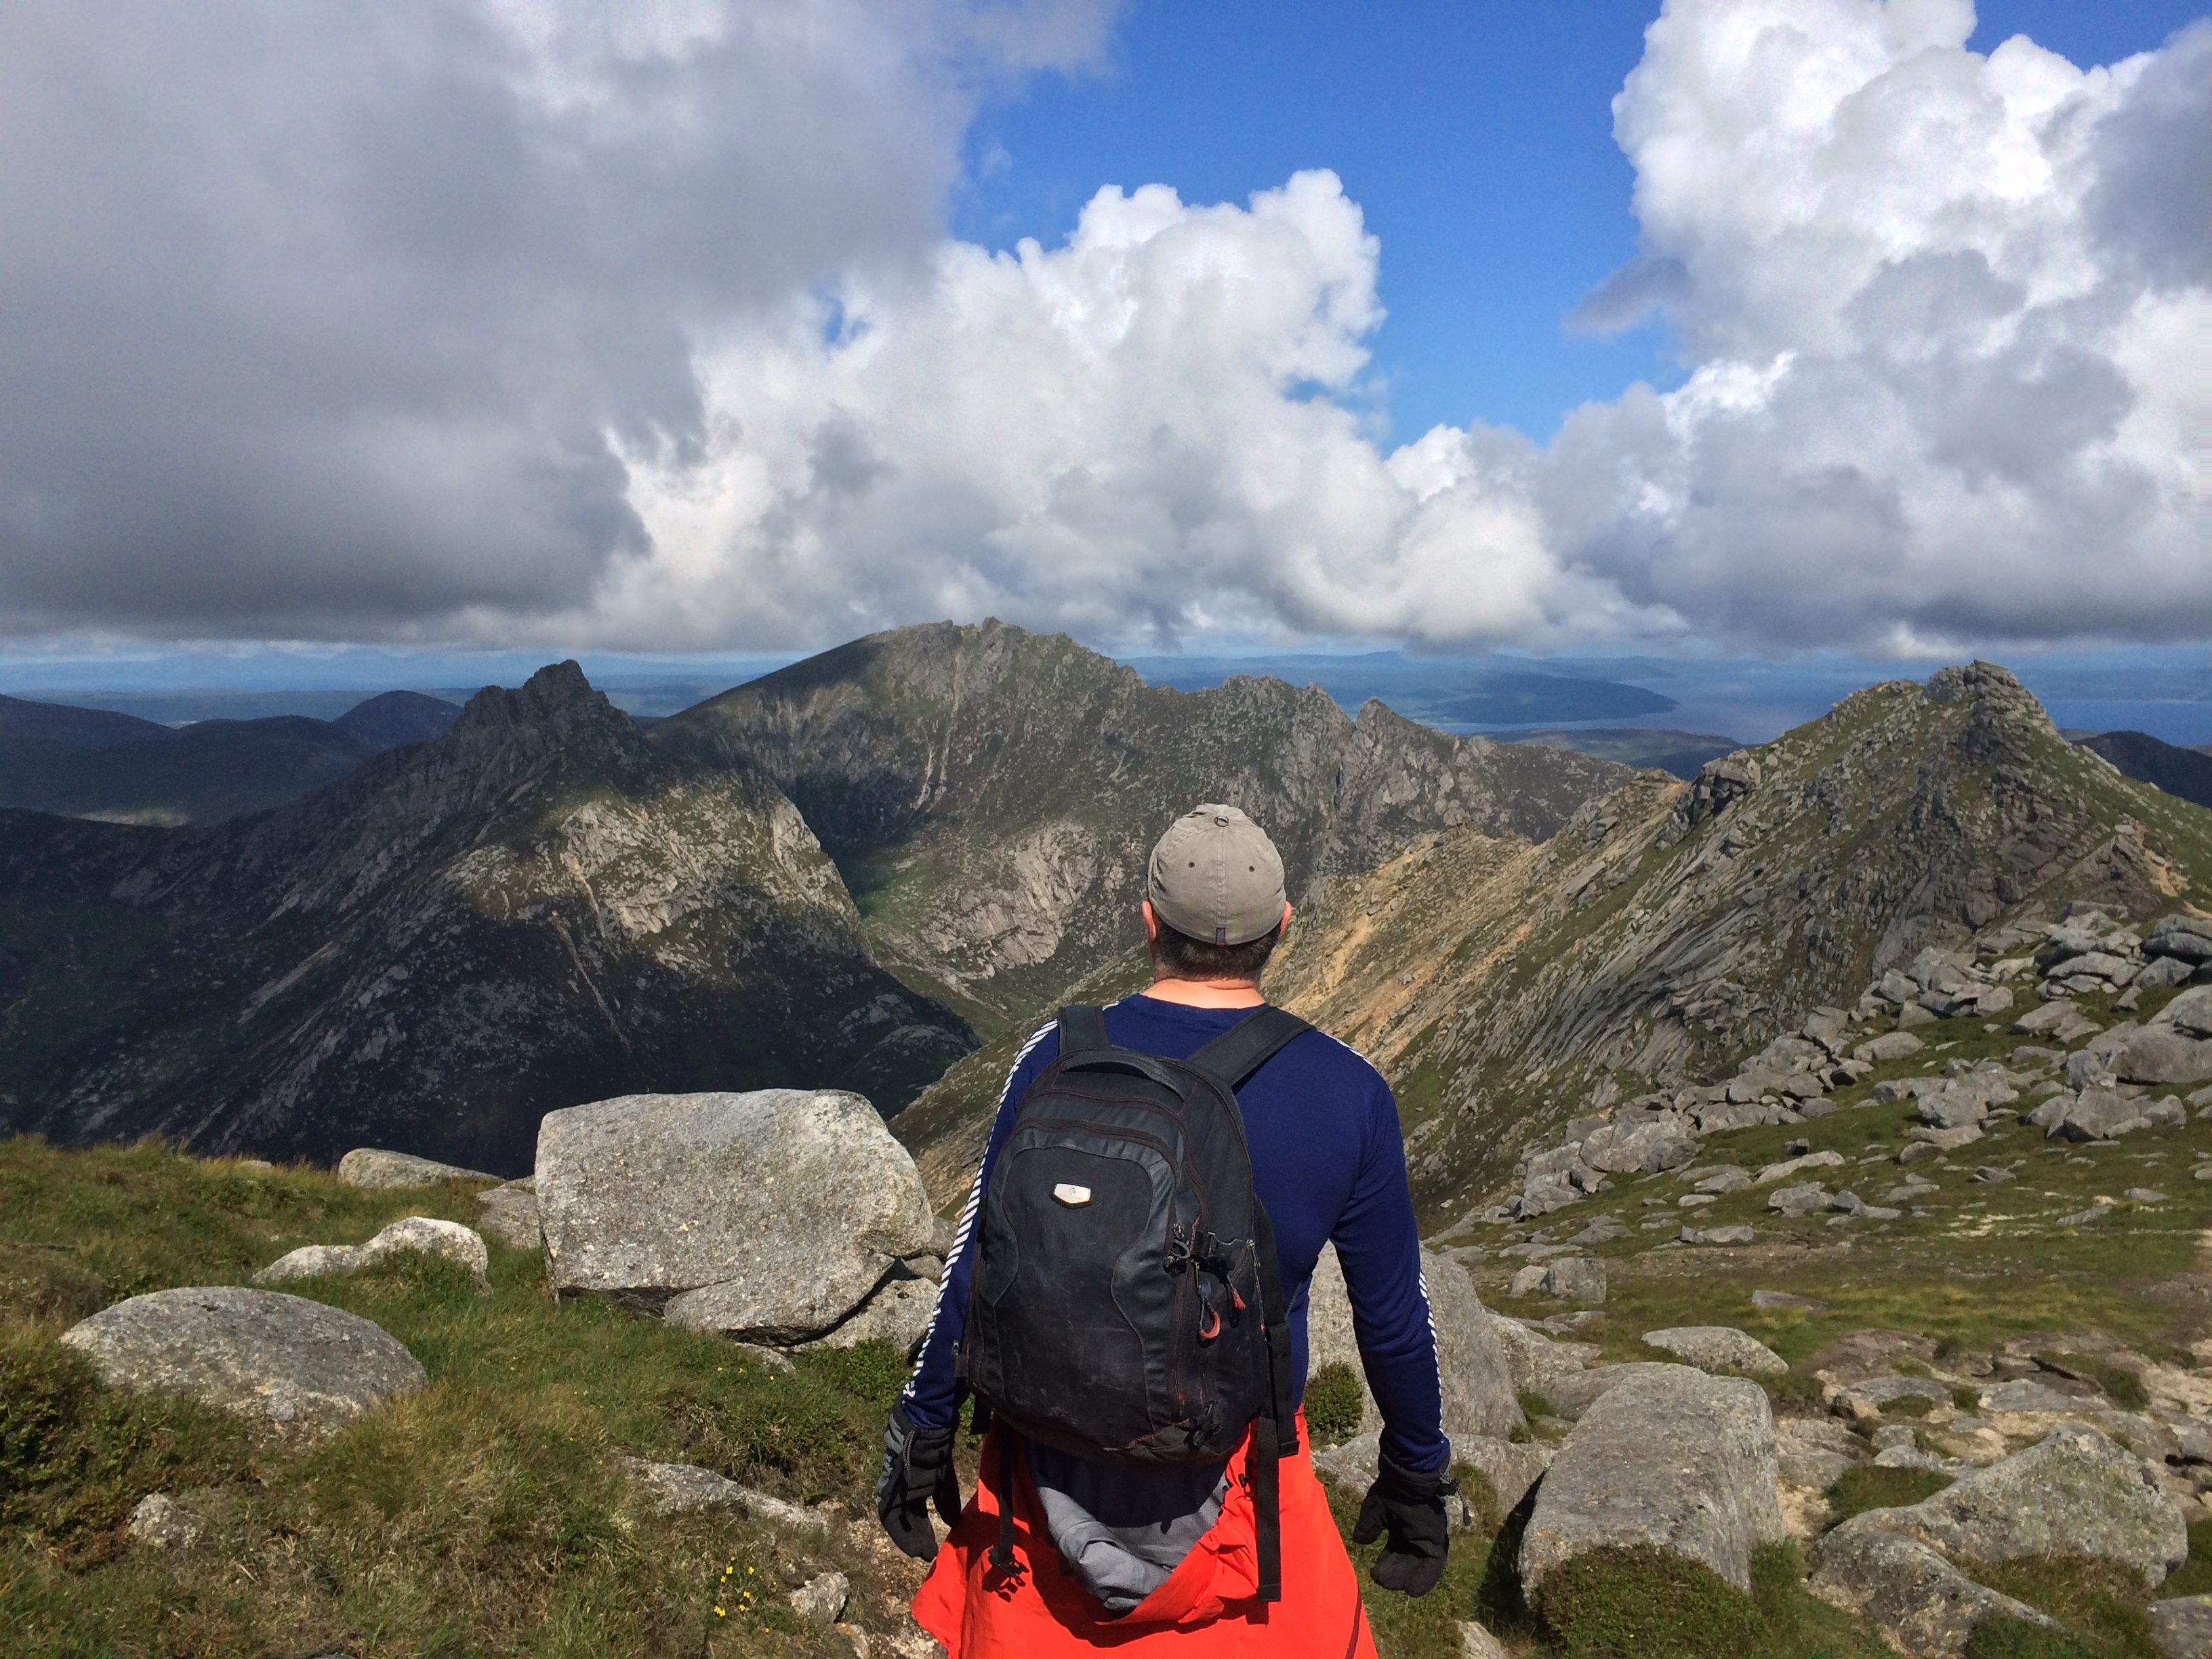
[1145,803,1290,984]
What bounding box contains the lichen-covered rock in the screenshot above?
[1837,1424,2186,1585]
[474,1182,542,1251]
[790,1275,937,1358]
[1305,1244,1524,1440]
[1542,1362,1692,1419]
[1640,1326,1788,1378]
[537,1089,933,1340]
[61,1287,426,1431]
[1518,1366,1786,1593]
[790,1572,851,1626]
[256,1216,489,1290]
[128,1492,202,1548]
[2148,1594,2212,1659]
[1541,1256,1607,1303]
[1809,1525,2058,1658]
[335,1149,497,1189]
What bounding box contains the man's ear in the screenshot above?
[1282,901,1294,930]
[1141,899,1161,944]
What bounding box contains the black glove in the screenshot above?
[877,1401,961,1561]
[1352,1450,1454,1596]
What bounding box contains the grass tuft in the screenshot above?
[1824,1464,1953,1521]
[1305,1360,1366,1448]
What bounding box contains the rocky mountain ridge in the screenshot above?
[652,619,1634,1034]
[1256,662,2212,1221]
[0,663,970,1173]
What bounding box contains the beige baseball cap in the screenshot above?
[1147,804,1287,946]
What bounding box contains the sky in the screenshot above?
[0,0,2205,672]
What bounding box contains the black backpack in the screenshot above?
[960,1002,1309,1601]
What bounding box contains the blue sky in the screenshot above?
[956,0,2212,444]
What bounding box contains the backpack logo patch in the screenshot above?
[1050,1183,1092,1206]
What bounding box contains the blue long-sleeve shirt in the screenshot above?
[901,993,1448,1473]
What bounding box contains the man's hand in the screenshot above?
[877,1401,961,1560]
[1352,1450,1454,1596]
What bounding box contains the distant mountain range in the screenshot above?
[0,665,972,1173]
[0,690,461,823]
[2078,729,2212,812]
[1481,727,1744,781]
[0,625,1635,1168]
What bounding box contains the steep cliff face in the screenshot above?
[652,619,1632,1033]
[0,663,971,1172]
[1262,662,2212,1221]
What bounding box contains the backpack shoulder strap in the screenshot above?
[1055,1004,1111,1055]
[1186,1006,1310,1092]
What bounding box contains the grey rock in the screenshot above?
[1809,1525,2057,1658]
[1695,1166,1753,1194]
[1456,1620,1511,1659]
[1681,1225,1757,1246]
[1543,1361,1700,1420]
[1839,1376,1951,1416]
[1455,1435,1555,1518]
[2138,956,2198,991]
[733,1341,796,1375]
[2054,1088,2152,1142]
[790,1572,851,1626]
[1307,1244,1524,1439]
[61,1287,426,1432]
[256,1216,489,1290]
[475,1183,543,1251]
[2113,1028,2212,1086]
[1841,1425,2185,1584]
[1490,1317,1602,1395]
[617,1456,830,1530]
[1753,1290,1828,1311]
[2060,1205,2116,1227]
[1873,1446,1950,1471]
[1971,1166,2016,1183]
[335,1148,497,1189]
[2015,1000,2087,1036]
[1508,1264,1547,1298]
[1856,1031,1927,1063]
[2146,919,2212,965]
[1981,1380,2097,1414]
[536,1089,933,1340]
[1769,1183,1830,1216]
[2149,1595,2212,1659]
[128,1492,202,1548]
[1541,1256,1607,1303]
[1580,1118,1698,1174]
[1519,1367,1785,1594]
[1757,1149,1845,1184]
[1640,1326,1788,1377]
[2158,985,2212,1036]
[2131,1188,2171,1204]
[790,1275,937,1358]
[1909,1124,1985,1153]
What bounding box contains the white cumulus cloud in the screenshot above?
[1,0,2204,655]
[584,0,2209,654]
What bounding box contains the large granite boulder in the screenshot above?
[1518,1366,1786,1594]
[1639,1326,1788,1377]
[536,1090,933,1340]
[1305,1243,1524,1441]
[60,1288,426,1431]
[255,1216,489,1290]
[1808,1527,2058,1657]
[336,1149,497,1188]
[1828,1423,2185,1584]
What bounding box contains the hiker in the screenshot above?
[879,803,1452,1659]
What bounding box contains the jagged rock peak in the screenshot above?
[1923,659,2059,733]
[448,661,640,758]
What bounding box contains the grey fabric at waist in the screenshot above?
[1025,1441,1231,1618]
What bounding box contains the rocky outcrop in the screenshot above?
[1304,1243,1524,1441]
[1518,1366,1786,1593]
[474,1181,542,1251]
[336,1149,497,1188]
[255,1216,489,1290]
[61,1287,426,1432]
[0,662,974,1172]
[1263,661,2212,1214]
[1639,1326,1787,1377]
[537,1089,935,1341]
[1809,1426,2188,1656]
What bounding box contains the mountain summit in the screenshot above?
[1261,661,2212,1218]
[652,619,1635,1033]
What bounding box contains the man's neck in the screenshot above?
[1139,976,1267,1009]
